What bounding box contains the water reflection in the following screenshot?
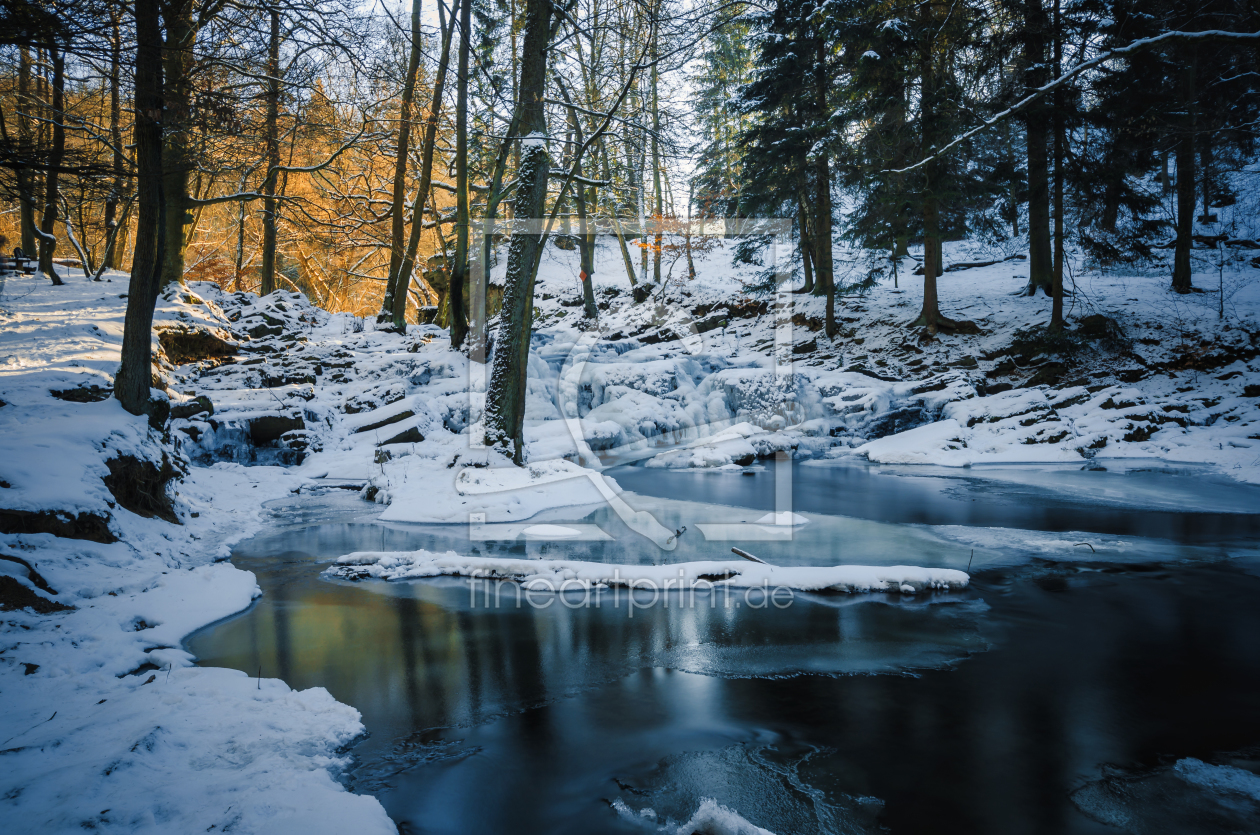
[612,461,1260,543]
[186,475,1260,834]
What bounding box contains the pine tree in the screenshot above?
[692,6,754,219]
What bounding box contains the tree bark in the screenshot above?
[450,0,471,347]
[37,48,65,284]
[116,0,166,417]
[483,0,552,463]
[259,4,282,295]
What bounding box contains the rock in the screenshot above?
[1075,314,1116,338]
[156,325,237,364]
[353,409,416,434]
[0,575,73,613]
[143,394,170,430]
[51,385,112,402]
[695,313,728,334]
[103,453,181,523]
[246,322,284,338]
[0,509,116,543]
[248,414,305,445]
[171,395,214,420]
[864,405,929,439]
[1022,362,1066,388]
[379,426,424,446]
[792,339,818,354]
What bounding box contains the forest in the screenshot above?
[2,0,1258,464]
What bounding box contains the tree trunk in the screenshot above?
[450,0,471,348]
[602,143,638,290]
[160,0,198,289]
[259,5,281,296]
[389,0,459,330]
[116,0,166,417]
[910,2,965,334]
[1049,0,1065,331]
[37,48,65,284]
[797,195,815,294]
[104,10,125,272]
[651,22,663,290]
[565,105,598,320]
[16,47,37,258]
[1005,121,1020,238]
[812,35,836,337]
[1024,0,1052,297]
[1172,56,1196,294]
[684,181,696,281]
[636,121,648,292]
[484,0,552,464]
[577,179,598,319]
[919,191,943,331]
[476,106,523,355]
[378,0,424,325]
[1199,132,1213,220]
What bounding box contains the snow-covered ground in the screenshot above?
[0,274,394,834]
[1,219,1257,832]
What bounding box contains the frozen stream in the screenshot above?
[186,462,1260,834]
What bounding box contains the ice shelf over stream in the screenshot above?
[328,549,970,594]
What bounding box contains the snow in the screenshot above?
[328,548,970,594]
[1173,758,1260,800]
[0,272,392,834]
[612,797,777,835]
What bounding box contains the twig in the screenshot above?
[731,547,768,565]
